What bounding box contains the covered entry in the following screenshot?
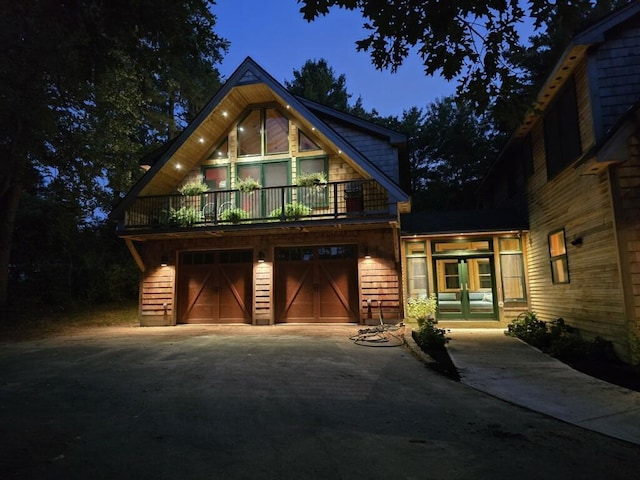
[275,245,358,323]
[177,250,253,324]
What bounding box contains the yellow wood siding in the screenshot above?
[526,64,628,348]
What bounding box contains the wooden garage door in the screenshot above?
[178,250,253,324]
[275,245,358,323]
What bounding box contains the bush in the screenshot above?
[269,202,312,220]
[413,319,450,350]
[506,311,548,348]
[219,207,249,223]
[169,206,203,226]
[506,312,619,362]
[406,294,437,322]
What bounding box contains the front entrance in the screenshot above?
[434,257,496,320]
[177,250,253,324]
[275,245,358,323]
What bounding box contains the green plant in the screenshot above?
[236,176,261,193]
[413,319,450,350]
[169,206,202,227]
[219,207,249,223]
[296,171,327,187]
[406,294,437,322]
[505,311,548,348]
[269,201,312,220]
[179,181,209,196]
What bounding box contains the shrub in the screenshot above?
[236,176,261,193]
[406,294,437,322]
[219,207,249,223]
[179,181,209,196]
[169,206,202,226]
[269,202,312,220]
[413,319,450,350]
[506,311,548,348]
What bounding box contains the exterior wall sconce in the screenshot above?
[570,237,583,246]
[258,251,265,263]
[160,255,168,266]
[363,246,371,259]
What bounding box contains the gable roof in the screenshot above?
[111,57,409,221]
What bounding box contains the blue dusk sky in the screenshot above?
[213,0,458,117]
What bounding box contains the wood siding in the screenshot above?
[591,20,640,136]
[136,226,400,326]
[612,148,640,358]
[323,119,400,184]
[140,265,175,325]
[526,103,628,351]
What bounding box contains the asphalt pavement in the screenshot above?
[1,324,639,479]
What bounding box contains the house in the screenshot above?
[110,57,411,326]
[472,2,640,361]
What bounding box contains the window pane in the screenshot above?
[265,108,288,153]
[210,138,228,159]
[499,238,521,251]
[444,262,460,289]
[299,158,325,178]
[552,258,569,283]
[407,257,427,298]
[549,231,566,256]
[299,130,320,151]
[407,241,426,256]
[203,166,227,190]
[501,254,525,300]
[238,110,261,156]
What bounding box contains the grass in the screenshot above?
[0,301,138,343]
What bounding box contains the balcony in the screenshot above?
[118,180,393,232]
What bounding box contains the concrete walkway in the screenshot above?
[444,329,640,445]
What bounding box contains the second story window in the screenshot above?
[543,76,581,180]
[237,107,289,156]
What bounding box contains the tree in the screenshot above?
[285,58,353,111]
[0,0,228,311]
[298,0,631,126]
[404,97,504,211]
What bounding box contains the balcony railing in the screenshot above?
[119,180,392,231]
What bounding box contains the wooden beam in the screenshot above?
[125,239,145,272]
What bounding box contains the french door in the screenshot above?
[434,257,496,320]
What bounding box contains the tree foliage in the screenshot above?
[298,0,632,126]
[0,0,228,310]
[285,58,352,111]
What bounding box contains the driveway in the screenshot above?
[1,325,639,479]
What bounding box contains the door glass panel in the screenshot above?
[468,258,494,315]
[436,259,462,314]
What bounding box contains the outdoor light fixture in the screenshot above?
[258,251,265,263]
[364,246,371,259]
[160,255,168,267]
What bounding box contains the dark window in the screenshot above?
[299,130,320,151]
[544,77,581,179]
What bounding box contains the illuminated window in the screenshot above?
[499,237,526,301]
[237,107,289,156]
[548,230,569,284]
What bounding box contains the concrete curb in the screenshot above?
[403,326,438,365]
